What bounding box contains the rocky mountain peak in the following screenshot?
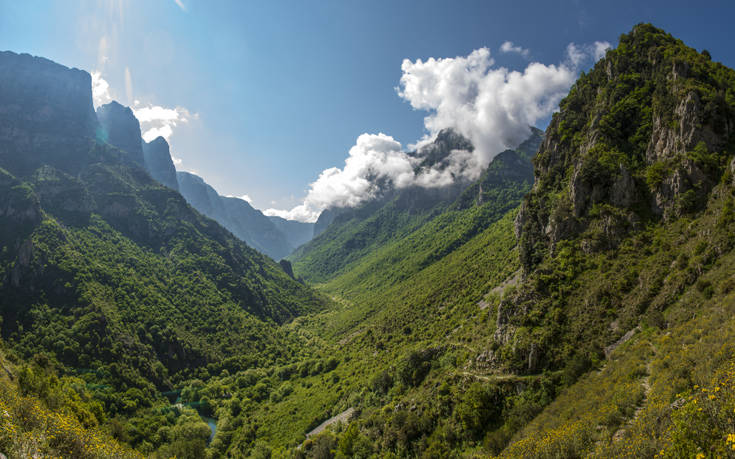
[96,101,145,166]
[0,51,98,176]
[415,128,474,170]
[516,24,735,271]
[142,136,179,191]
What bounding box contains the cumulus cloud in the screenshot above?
[133,103,196,142]
[264,133,414,221]
[266,40,610,222]
[91,71,112,107]
[500,41,530,57]
[397,47,581,174]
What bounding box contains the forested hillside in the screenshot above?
[290,128,541,284]
[1,23,735,459]
[0,50,327,457]
[264,24,735,458]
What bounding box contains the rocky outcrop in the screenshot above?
[517,24,735,271]
[0,51,98,177]
[96,101,144,166]
[142,136,179,191]
[415,128,474,169]
[313,208,338,238]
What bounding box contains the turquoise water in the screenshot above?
[201,416,217,443]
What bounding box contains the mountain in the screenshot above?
[290,127,541,283]
[2,23,735,459]
[96,101,145,166]
[0,51,98,176]
[268,215,315,250]
[223,24,735,458]
[95,99,301,260]
[176,171,294,260]
[0,50,327,457]
[142,135,179,190]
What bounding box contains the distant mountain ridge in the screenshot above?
[176,170,299,260]
[0,49,326,392]
[92,93,310,259]
[290,127,542,282]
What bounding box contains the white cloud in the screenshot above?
[133,103,197,142]
[263,40,611,223]
[91,71,112,107]
[171,156,183,166]
[265,133,415,222]
[225,194,253,204]
[593,41,612,60]
[500,41,529,57]
[397,47,578,175]
[566,41,611,67]
[174,0,187,12]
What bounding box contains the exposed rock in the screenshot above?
[96,101,144,166]
[0,51,98,177]
[32,165,95,225]
[177,171,293,260]
[279,259,295,279]
[143,136,179,191]
[517,24,735,272]
[313,208,338,237]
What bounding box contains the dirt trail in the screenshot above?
[306,407,355,438]
[612,343,655,442]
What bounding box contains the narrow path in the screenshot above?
[306,407,355,438]
[612,343,655,442]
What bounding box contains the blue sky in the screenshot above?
[1,0,733,218]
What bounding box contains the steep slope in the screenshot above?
[198,24,735,458]
[176,171,294,260]
[0,51,98,176]
[142,135,179,191]
[290,128,540,283]
[96,101,145,166]
[0,50,327,455]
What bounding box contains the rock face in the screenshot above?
[516,24,735,271]
[96,101,145,166]
[313,208,338,238]
[415,128,474,169]
[311,128,478,238]
[142,136,179,191]
[177,171,294,260]
[0,51,98,176]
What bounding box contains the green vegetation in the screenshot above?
[2,23,735,458]
[0,139,329,455]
